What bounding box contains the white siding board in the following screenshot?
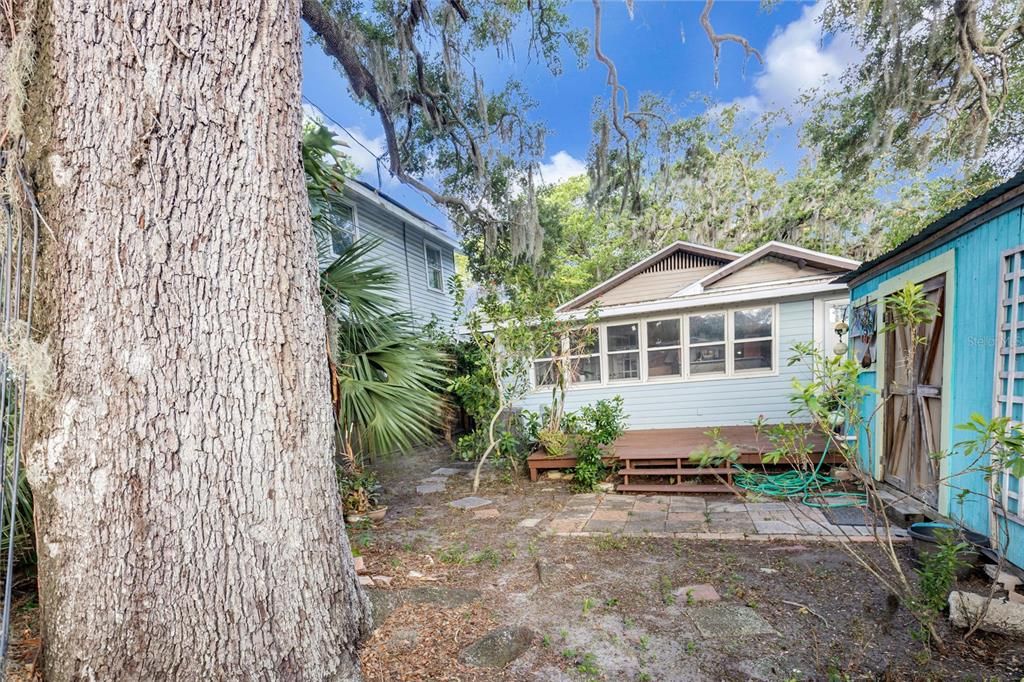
[340,187,457,327]
[517,300,814,429]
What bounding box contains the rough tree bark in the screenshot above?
[18,0,371,678]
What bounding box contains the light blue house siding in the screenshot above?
[850,197,1024,567]
[518,300,816,430]
[341,185,458,328]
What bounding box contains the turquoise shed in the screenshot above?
[840,171,1024,568]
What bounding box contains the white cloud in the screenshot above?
[727,1,860,115]
[537,150,587,186]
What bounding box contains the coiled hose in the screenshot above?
[731,438,867,508]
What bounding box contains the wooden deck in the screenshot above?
[527,425,844,493]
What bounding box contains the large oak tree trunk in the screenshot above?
[18,0,370,678]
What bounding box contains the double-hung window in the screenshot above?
[568,329,602,384]
[687,307,774,376]
[733,307,774,372]
[646,318,682,378]
[533,329,601,387]
[424,243,445,292]
[688,312,727,375]
[330,202,357,256]
[606,323,640,381]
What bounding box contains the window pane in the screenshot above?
[648,348,681,378]
[608,352,640,381]
[647,319,680,348]
[689,313,725,344]
[734,307,772,339]
[607,323,639,352]
[571,356,602,383]
[426,246,442,268]
[734,339,773,371]
[570,328,600,355]
[330,203,356,253]
[429,267,444,291]
[534,360,556,386]
[689,344,726,374]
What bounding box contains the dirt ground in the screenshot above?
[355,446,1024,681]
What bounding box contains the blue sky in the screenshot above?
[301,1,857,231]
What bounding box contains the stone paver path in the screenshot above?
[545,493,910,543]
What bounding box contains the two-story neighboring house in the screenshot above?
[323,178,460,327]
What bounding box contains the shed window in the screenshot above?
[997,246,1024,521]
[607,323,640,381]
[646,318,681,378]
[425,243,445,291]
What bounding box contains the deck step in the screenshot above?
[618,467,732,476]
[616,483,735,494]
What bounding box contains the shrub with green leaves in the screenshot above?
[915,530,970,614]
[571,396,627,492]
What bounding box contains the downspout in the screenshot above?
[401,221,415,313]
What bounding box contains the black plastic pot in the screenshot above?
[908,522,989,576]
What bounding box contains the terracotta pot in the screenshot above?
[366,506,388,522]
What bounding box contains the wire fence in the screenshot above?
[0,147,42,670]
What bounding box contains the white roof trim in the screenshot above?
[677,241,860,295]
[345,181,461,250]
[555,278,848,322]
[554,241,739,313]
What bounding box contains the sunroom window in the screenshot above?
[733,307,773,372]
[606,323,640,381]
[534,329,601,387]
[646,318,681,378]
[688,312,726,375]
[567,329,602,384]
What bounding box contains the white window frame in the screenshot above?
[329,199,359,258]
[528,304,779,393]
[568,330,602,385]
[530,329,601,390]
[684,311,729,379]
[604,321,642,384]
[731,306,776,375]
[643,316,684,382]
[996,245,1024,522]
[423,241,445,293]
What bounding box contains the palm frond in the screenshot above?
[334,313,449,455]
[321,237,400,320]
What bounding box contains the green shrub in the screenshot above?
[915,530,970,613]
[571,396,627,492]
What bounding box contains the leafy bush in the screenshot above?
[571,397,627,492]
[579,397,627,446]
[915,530,971,613]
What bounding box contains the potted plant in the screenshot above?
[338,469,386,523]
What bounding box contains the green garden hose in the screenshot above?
[731,439,868,509]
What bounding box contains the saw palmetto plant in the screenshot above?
[304,124,448,464]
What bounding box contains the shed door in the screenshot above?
[882,273,945,508]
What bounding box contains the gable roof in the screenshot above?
[687,241,860,293]
[839,170,1024,287]
[558,240,859,314]
[556,241,739,312]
